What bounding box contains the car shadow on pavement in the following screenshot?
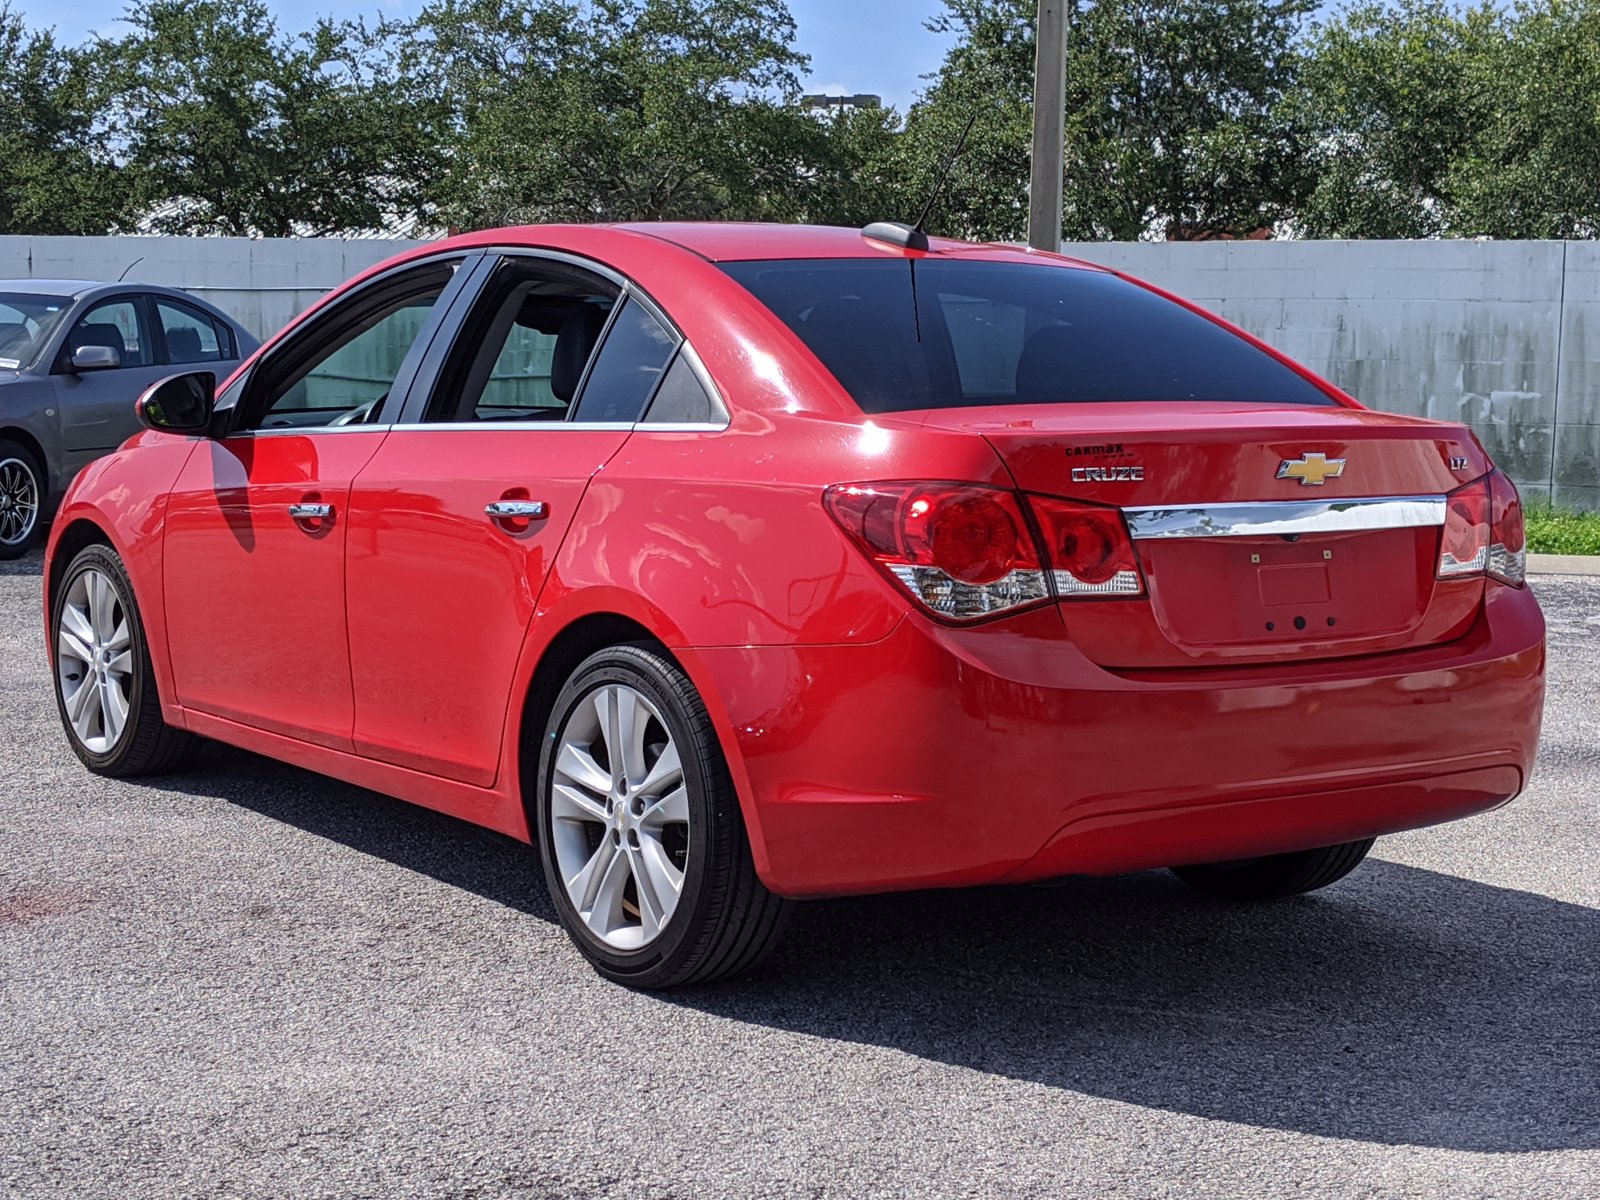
[170,742,1597,1156]
[0,547,44,577]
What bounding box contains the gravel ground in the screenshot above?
[2,545,1597,1200]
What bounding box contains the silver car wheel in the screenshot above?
[550,683,690,951]
[0,456,40,548]
[56,567,135,753]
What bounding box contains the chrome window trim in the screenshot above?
[387,421,637,432]
[1123,495,1447,540]
[227,423,397,438]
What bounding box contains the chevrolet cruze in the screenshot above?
[42,223,1545,987]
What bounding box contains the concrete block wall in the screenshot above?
[1061,239,1598,510]
[3,234,1596,508]
[0,236,423,346]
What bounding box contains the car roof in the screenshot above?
[608,222,1101,268]
[0,279,102,297]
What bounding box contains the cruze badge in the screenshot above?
[1072,464,1145,483]
[1277,452,1346,486]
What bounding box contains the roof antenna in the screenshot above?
[862,111,980,252]
[117,257,145,282]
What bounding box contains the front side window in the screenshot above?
[156,299,228,364]
[249,263,457,431]
[64,298,151,369]
[720,259,1335,413]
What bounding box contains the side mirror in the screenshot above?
[70,345,120,372]
[136,371,216,435]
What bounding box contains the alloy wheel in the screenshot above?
[550,683,690,950]
[0,457,39,548]
[56,567,135,753]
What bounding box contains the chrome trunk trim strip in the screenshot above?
[1123,496,1447,540]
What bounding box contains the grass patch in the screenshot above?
[1525,503,1600,556]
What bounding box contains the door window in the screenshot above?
[156,299,229,364]
[425,258,620,423]
[640,351,725,425]
[64,299,151,369]
[245,262,459,431]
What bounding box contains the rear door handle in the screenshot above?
[288,502,334,520]
[485,500,548,520]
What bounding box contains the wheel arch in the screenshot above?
[507,606,773,875]
[45,518,115,635]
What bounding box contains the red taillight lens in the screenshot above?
[1027,495,1145,596]
[1437,479,1490,578]
[1436,473,1524,585]
[823,483,1048,621]
[824,482,1146,619]
[1487,470,1526,586]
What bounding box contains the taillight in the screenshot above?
[1487,470,1526,586]
[823,482,1145,621]
[1437,479,1490,578]
[1436,471,1525,586]
[823,483,1049,620]
[1027,495,1146,597]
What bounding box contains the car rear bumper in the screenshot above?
[694,584,1545,898]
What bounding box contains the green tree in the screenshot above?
[1290,0,1499,238]
[903,0,1314,243]
[99,0,435,236]
[0,4,128,234]
[1451,0,1600,238]
[406,0,828,227]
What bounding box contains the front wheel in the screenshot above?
[535,643,791,988]
[52,543,198,776]
[0,439,44,560]
[1170,838,1375,900]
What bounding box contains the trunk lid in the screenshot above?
[904,402,1490,668]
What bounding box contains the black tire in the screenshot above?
[0,438,45,560]
[51,543,198,777]
[535,643,791,989]
[1171,838,1375,900]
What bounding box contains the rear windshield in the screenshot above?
[719,259,1335,413]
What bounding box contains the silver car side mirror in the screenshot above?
[70,345,121,372]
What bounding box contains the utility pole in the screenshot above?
[1028,0,1068,251]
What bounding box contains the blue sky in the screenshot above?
[29,0,959,112]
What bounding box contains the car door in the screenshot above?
[344,252,681,786]
[161,255,474,749]
[51,295,171,475]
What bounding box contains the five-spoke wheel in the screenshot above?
[537,643,790,988]
[550,682,691,950]
[56,565,135,753]
[51,544,196,775]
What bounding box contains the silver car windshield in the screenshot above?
[0,293,74,369]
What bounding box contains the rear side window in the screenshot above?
[156,299,229,364]
[572,298,678,423]
[719,259,1334,413]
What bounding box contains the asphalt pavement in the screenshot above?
[2,545,1597,1199]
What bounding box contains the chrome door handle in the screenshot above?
[485,500,548,520]
[288,502,333,520]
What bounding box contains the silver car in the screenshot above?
[0,279,259,558]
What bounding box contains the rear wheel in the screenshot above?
[0,439,44,560]
[536,643,791,988]
[1170,838,1375,900]
[52,543,198,776]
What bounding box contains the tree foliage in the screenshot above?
[1,0,1600,240]
[0,3,128,234]
[98,0,434,236]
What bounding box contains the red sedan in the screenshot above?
[42,223,1545,987]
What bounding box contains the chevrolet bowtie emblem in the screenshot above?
[1277,452,1346,486]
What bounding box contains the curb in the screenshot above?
[1528,553,1600,577]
